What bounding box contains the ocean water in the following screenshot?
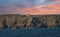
[0,28,60,37]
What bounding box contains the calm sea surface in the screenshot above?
[0,28,60,37]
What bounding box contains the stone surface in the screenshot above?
[0,14,60,29]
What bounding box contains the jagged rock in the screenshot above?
[26,17,32,28]
[46,16,57,28]
[17,16,27,28]
[5,16,16,29]
[0,16,4,28]
[0,14,60,29]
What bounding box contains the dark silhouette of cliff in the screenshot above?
[0,14,60,29]
[3,18,8,29]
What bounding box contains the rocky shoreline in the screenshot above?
[0,14,60,29]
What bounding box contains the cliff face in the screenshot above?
[0,14,60,29]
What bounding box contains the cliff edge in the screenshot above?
[0,14,60,29]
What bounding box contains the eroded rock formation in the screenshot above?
[0,14,60,29]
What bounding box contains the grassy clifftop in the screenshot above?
[0,14,60,29]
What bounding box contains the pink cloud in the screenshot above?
[0,3,60,15]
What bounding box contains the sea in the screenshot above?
[0,28,60,37]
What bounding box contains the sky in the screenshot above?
[0,0,60,15]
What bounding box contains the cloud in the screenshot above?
[0,0,60,15]
[0,3,60,15]
[0,0,60,7]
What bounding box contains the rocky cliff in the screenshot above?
[0,14,60,29]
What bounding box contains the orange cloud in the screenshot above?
[2,3,60,15]
[16,4,60,15]
[54,0,60,1]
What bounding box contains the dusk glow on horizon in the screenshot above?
[0,0,60,15]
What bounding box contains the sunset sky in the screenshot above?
[0,0,60,15]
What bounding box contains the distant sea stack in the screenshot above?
[0,14,60,29]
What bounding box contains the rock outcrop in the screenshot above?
[0,14,60,29]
